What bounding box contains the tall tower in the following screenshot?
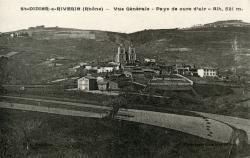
[115,44,136,65]
[116,44,126,64]
[128,45,136,63]
[115,46,121,63]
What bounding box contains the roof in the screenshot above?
[78,76,96,80]
[199,67,217,70]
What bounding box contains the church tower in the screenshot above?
[128,45,136,63]
[115,44,136,64]
[116,44,126,64]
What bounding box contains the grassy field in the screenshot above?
[0,108,244,158]
[3,83,250,119]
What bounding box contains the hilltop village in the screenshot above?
[46,44,229,97]
[1,23,249,98]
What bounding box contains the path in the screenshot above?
[0,96,235,144]
[193,111,250,144]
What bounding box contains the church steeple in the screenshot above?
[128,45,136,63]
[115,43,136,65]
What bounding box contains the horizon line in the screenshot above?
[1,19,249,34]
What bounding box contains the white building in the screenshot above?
[197,69,205,78]
[84,65,92,70]
[77,76,98,91]
[204,67,217,77]
[97,66,114,73]
[144,58,156,63]
[197,67,217,78]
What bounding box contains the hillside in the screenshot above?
[129,20,250,76]
[0,27,129,83]
[0,20,250,84]
[131,27,250,67]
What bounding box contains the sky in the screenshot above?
[0,0,250,33]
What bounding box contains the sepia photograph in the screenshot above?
[0,0,250,157]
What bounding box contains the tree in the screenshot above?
[107,96,128,119]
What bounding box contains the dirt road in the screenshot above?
[193,111,250,144]
[0,95,234,143]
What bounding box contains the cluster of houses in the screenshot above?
[77,74,126,91]
[71,45,218,93]
[159,64,218,78]
[73,62,120,74]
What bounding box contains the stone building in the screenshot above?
[115,44,136,65]
[77,76,98,91]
